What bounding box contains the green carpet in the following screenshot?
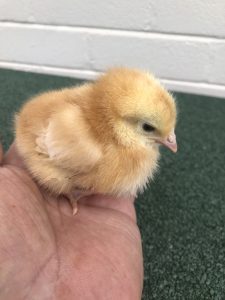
[1,68,225,300]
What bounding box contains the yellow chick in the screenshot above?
[15,67,177,214]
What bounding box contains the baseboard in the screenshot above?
[0,61,224,98]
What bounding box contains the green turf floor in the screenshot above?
[1,68,225,300]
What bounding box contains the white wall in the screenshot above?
[0,0,225,97]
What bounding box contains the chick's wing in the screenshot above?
[34,104,102,173]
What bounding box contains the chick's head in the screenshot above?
[92,67,177,152]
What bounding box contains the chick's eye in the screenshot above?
[142,123,155,132]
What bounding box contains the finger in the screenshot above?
[0,143,3,164]
[3,142,26,169]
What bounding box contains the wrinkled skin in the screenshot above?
[0,143,143,300]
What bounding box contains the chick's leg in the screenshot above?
[66,189,92,215]
[65,192,81,215]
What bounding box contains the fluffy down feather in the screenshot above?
[15,67,177,212]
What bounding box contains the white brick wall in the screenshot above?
[0,0,225,97]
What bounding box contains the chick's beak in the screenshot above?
[156,131,177,153]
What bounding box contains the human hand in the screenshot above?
[0,143,143,300]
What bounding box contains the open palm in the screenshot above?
[0,144,143,300]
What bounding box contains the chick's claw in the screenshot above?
[64,194,79,215]
[70,198,78,215]
[66,189,93,215]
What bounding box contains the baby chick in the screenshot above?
[15,67,177,214]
